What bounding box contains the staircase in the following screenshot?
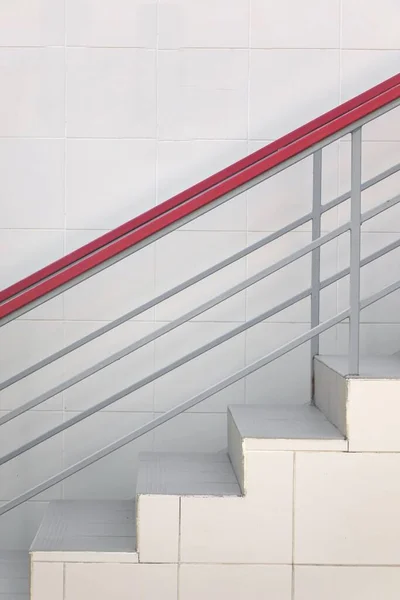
[0,74,400,599]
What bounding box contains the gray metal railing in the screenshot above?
[0,97,399,517]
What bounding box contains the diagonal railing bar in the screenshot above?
[320,161,400,216]
[361,193,400,224]
[2,271,400,517]
[0,310,349,515]
[321,236,400,291]
[0,223,351,427]
[0,289,312,466]
[2,161,398,393]
[3,222,400,467]
[0,214,315,391]
[2,189,400,428]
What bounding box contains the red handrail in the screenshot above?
[1,73,399,321]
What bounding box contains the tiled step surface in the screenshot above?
[229,404,346,451]
[136,452,240,563]
[30,500,137,562]
[317,354,400,378]
[0,551,28,600]
[315,354,400,451]
[227,403,347,493]
[136,452,241,496]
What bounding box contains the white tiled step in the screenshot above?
[0,551,29,599]
[229,404,346,451]
[30,500,138,562]
[228,404,346,493]
[315,354,400,451]
[136,452,240,563]
[317,354,400,378]
[136,452,241,496]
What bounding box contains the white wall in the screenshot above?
[0,0,399,548]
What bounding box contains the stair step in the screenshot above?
[30,500,137,562]
[317,354,400,378]
[315,354,400,452]
[0,551,29,600]
[229,404,347,451]
[136,452,241,496]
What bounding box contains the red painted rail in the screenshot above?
[1,73,399,320]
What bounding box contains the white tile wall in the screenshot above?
[31,561,64,600]
[66,0,157,48]
[66,48,157,138]
[294,452,400,564]
[0,0,399,552]
[64,563,178,600]
[180,564,292,600]
[137,495,179,562]
[294,566,400,600]
[158,0,249,49]
[249,50,340,139]
[0,49,65,137]
[158,49,249,140]
[250,0,340,49]
[0,139,65,229]
[66,139,157,229]
[341,0,400,50]
[0,0,64,46]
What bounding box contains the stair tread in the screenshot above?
[30,500,136,553]
[229,404,346,451]
[317,354,400,378]
[0,551,29,599]
[136,452,241,496]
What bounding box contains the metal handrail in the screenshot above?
[1,193,400,465]
[1,95,399,326]
[1,275,400,517]
[2,187,400,427]
[2,161,399,392]
[3,74,398,309]
[0,86,399,519]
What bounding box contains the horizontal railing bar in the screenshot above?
[2,99,399,328]
[0,223,350,426]
[0,308,351,516]
[2,273,400,516]
[6,230,400,466]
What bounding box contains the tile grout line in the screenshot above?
[152,0,161,430]
[61,0,67,501]
[177,496,182,600]
[62,561,66,600]
[244,0,252,405]
[291,451,296,600]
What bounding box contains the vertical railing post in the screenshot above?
[311,149,322,402]
[349,127,362,374]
